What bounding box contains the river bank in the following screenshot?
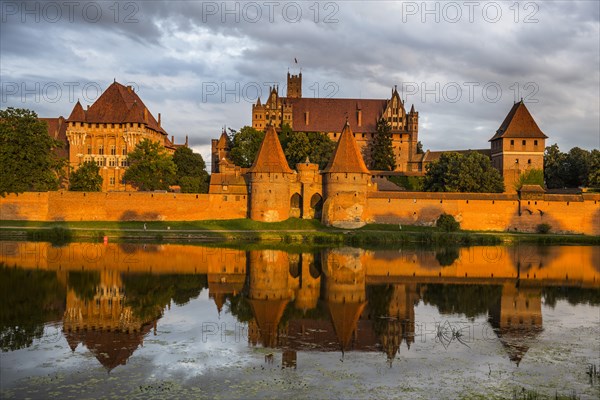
[1,219,598,246]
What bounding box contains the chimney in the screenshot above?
[357,110,362,127]
[158,113,161,126]
[185,135,188,146]
[87,105,90,110]
[127,85,132,92]
[171,135,174,143]
[304,111,309,125]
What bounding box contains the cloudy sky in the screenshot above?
[1,1,598,167]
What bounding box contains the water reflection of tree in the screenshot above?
[67,271,100,301]
[366,285,395,334]
[543,287,600,307]
[419,284,502,319]
[0,265,66,351]
[434,247,460,267]
[121,274,208,320]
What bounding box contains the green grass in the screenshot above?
[1,218,598,246]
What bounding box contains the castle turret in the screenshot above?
[322,121,371,228]
[287,72,302,98]
[248,250,293,347]
[248,125,294,222]
[323,248,367,352]
[489,101,548,192]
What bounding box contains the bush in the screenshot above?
[436,214,460,232]
[536,223,551,234]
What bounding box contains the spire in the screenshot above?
[410,104,415,113]
[67,100,86,122]
[323,122,370,174]
[249,125,293,174]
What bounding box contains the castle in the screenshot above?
[249,72,421,172]
[45,81,188,191]
[209,72,548,226]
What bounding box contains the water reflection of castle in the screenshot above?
[4,242,597,369]
[45,246,581,370]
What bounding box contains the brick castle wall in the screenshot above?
[365,192,600,235]
[0,191,247,221]
[1,191,598,235]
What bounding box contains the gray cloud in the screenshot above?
[1,0,598,153]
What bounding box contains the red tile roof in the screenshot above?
[289,98,388,133]
[67,81,166,135]
[67,101,86,122]
[39,117,69,158]
[323,122,370,174]
[249,125,293,173]
[489,101,547,141]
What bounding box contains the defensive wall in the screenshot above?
[365,191,600,235]
[0,191,247,222]
[0,190,598,235]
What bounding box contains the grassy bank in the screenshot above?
[1,219,599,246]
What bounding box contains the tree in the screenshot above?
[281,130,336,170]
[123,139,176,191]
[544,144,567,189]
[172,146,209,193]
[423,151,504,193]
[228,126,265,168]
[416,141,424,154]
[564,147,591,187]
[0,107,66,196]
[369,118,396,171]
[69,161,103,191]
[588,149,600,188]
[514,168,544,191]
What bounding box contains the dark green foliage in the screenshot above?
[68,271,100,301]
[369,118,396,171]
[416,141,424,154]
[69,161,103,192]
[173,146,209,193]
[435,247,460,266]
[386,175,423,191]
[123,139,177,191]
[121,273,208,319]
[0,108,66,196]
[366,284,395,335]
[0,265,66,351]
[536,223,551,234]
[228,126,265,168]
[280,129,336,170]
[589,150,600,188]
[543,286,600,308]
[436,214,460,232]
[423,151,504,193]
[419,284,503,319]
[514,168,544,191]
[545,144,595,188]
[544,144,568,189]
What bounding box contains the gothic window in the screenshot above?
[109,177,115,185]
[110,145,116,155]
[98,145,104,155]
[122,146,127,155]
[87,145,92,154]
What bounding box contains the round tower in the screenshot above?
[248,125,294,222]
[322,121,371,228]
